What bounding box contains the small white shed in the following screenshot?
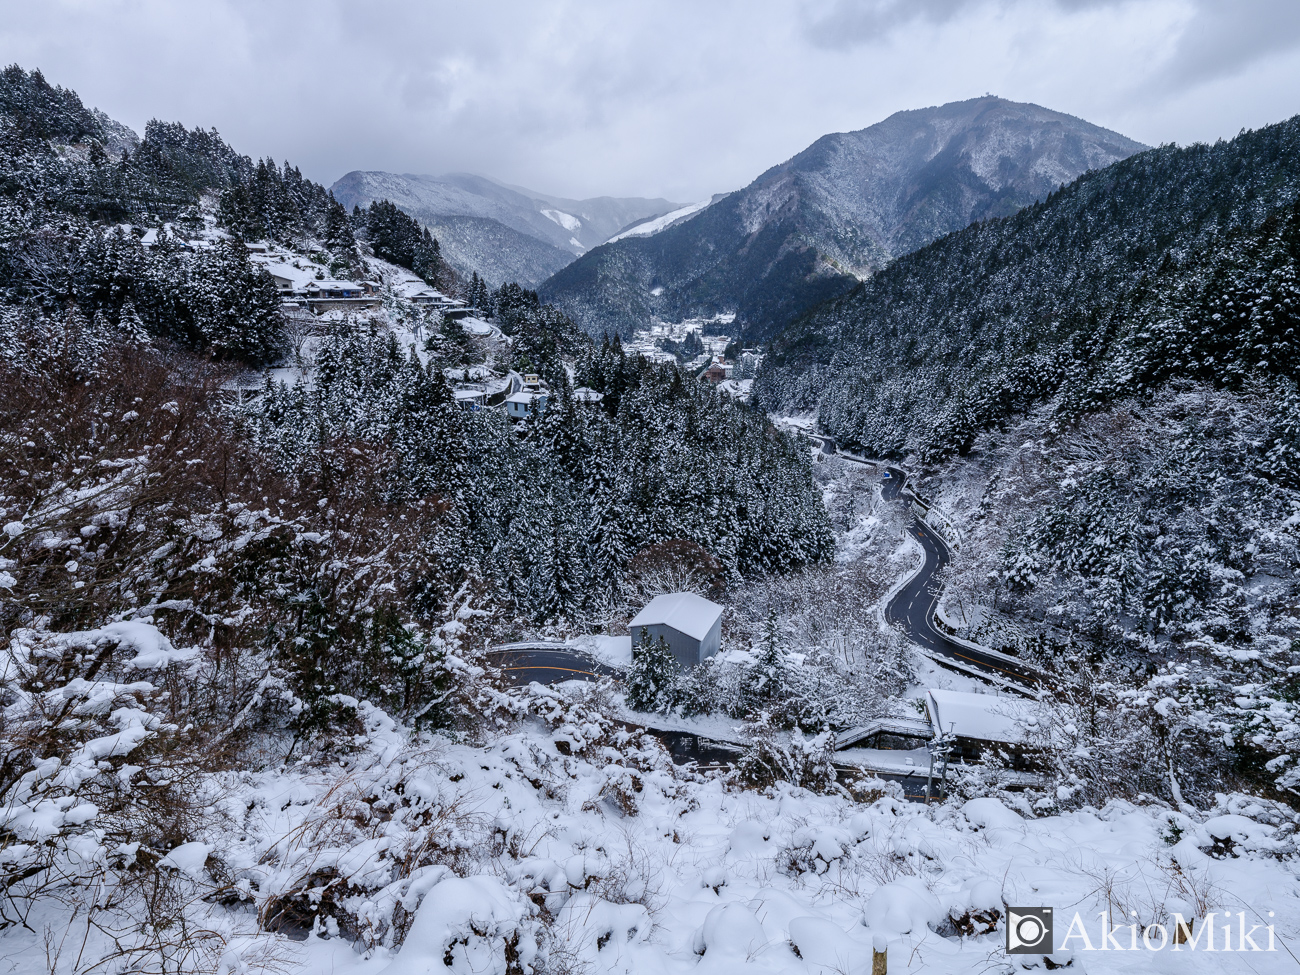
[505,390,548,419]
[629,592,723,669]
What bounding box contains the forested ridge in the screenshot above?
[757,117,1300,461]
[541,96,1146,341]
[246,328,832,627]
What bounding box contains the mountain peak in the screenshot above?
[541,98,1148,338]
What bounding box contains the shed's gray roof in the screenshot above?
[629,592,723,642]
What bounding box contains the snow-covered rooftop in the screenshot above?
[716,379,753,400]
[505,391,547,405]
[629,592,723,642]
[249,253,333,289]
[926,689,1036,744]
[459,317,497,336]
[304,279,365,291]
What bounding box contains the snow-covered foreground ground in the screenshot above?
[6,681,1298,975]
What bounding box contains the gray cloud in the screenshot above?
[1157,0,1300,88]
[802,0,990,49]
[803,0,1300,92]
[0,0,1297,201]
[800,0,1127,49]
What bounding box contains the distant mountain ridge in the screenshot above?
[329,170,677,287]
[539,96,1148,338]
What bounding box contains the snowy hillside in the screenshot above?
[416,213,577,288]
[607,198,714,242]
[5,654,1295,975]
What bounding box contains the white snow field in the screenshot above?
[3,644,1298,975]
[541,209,582,232]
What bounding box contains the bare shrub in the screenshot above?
[625,539,726,602]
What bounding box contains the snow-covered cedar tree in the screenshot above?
[737,610,831,731]
[623,627,678,713]
[361,199,444,284]
[624,538,726,602]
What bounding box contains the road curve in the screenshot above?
[878,471,1039,690]
[786,436,1037,690]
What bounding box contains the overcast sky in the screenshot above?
[2,0,1298,203]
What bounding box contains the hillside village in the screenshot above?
[236,233,765,418]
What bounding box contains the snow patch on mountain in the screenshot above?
[541,208,582,232]
[608,199,711,242]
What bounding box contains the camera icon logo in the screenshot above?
[1006,907,1053,954]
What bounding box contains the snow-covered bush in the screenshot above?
[1,622,204,918]
[733,714,838,794]
[380,875,539,975]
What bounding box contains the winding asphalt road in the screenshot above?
[485,643,614,685]
[879,468,1039,690]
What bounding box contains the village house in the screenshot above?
[302,280,381,314]
[505,389,548,419]
[924,689,1039,769]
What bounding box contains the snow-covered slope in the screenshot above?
[419,213,577,288]
[6,665,1295,975]
[330,170,679,286]
[540,96,1147,338]
[607,198,714,242]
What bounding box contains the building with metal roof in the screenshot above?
[628,592,723,668]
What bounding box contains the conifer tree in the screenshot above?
[752,609,788,706]
[625,627,678,712]
[585,431,630,605]
[190,238,283,365]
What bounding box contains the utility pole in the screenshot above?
[926,727,955,803]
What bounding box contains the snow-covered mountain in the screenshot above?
[540,96,1148,338]
[329,170,678,287]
